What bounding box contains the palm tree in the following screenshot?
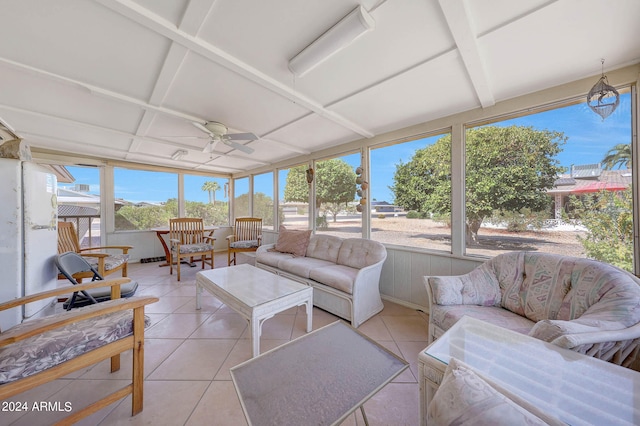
[602,143,632,170]
[201,181,221,205]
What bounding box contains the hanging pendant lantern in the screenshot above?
[587,59,619,120]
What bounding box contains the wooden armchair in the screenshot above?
[169,218,215,281]
[0,277,158,424]
[57,221,132,280]
[227,217,262,266]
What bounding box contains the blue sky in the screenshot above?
[62,93,632,204]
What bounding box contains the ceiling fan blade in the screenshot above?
[226,132,258,141]
[192,122,213,135]
[223,140,254,154]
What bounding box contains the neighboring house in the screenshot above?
[548,164,631,220]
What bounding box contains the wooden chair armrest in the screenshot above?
[226,235,235,242]
[0,296,158,348]
[77,252,109,259]
[0,278,132,313]
[204,236,216,242]
[79,245,132,254]
[169,239,181,244]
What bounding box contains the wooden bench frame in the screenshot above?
[0,278,158,424]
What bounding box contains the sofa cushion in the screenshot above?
[427,263,501,307]
[278,257,336,279]
[0,299,150,384]
[274,226,312,257]
[499,253,573,322]
[256,250,294,268]
[336,238,386,269]
[430,305,535,336]
[309,265,359,294]
[558,259,640,324]
[428,358,557,426]
[305,234,343,263]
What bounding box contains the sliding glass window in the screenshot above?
[370,133,452,251]
[114,168,178,230]
[314,153,361,237]
[464,89,634,272]
[184,174,229,225]
[279,165,310,230]
[233,176,250,218]
[253,172,275,229]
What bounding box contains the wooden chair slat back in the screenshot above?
[169,218,206,245]
[58,221,81,253]
[234,217,262,241]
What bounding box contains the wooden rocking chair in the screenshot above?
[226,217,262,266]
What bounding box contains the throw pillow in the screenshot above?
[428,359,553,426]
[274,226,311,257]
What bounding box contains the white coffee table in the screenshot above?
[196,264,313,357]
[418,316,640,426]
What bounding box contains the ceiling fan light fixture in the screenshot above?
[171,149,187,161]
[288,6,375,77]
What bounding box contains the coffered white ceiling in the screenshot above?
[0,0,638,175]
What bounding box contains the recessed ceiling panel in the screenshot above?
[132,0,189,27]
[292,0,456,106]
[480,0,640,102]
[330,52,478,135]
[267,114,361,152]
[162,52,311,136]
[0,0,172,100]
[0,62,145,134]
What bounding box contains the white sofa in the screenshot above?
[256,233,387,327]
[425,251,640,366]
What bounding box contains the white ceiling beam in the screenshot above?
[95,0,375,138]
[0,103,264,163]
[438,0,495,108]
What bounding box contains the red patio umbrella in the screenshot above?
[572,181,628,194]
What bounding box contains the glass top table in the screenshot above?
[420,316,640,426]
[230,321,409,426]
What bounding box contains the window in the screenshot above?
[370,133,452,251]
[253,172,275,229]
[314,153,361,238]
[233,176,249,218]
[184,174,229,226]
[57,165,101,247]
[114,168,178,230]
[279,166,309,230]
[464,90,634,272]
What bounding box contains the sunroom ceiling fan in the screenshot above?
[193,121,258,154]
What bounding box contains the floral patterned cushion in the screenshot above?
[0,299,151,384]
[86,254,130,271]
[428,262,501,307]
[428,358,560,426]
[172,243,213,254]
[230,240,259,249]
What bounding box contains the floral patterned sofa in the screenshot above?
[425,252,640,366]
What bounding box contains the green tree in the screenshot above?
[602,143,632,170]
[201,180,221,205]
[284,160,356,225]
[565,188,633,271]
[393,126,566,242]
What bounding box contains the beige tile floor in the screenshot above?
[1,254,429,426]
